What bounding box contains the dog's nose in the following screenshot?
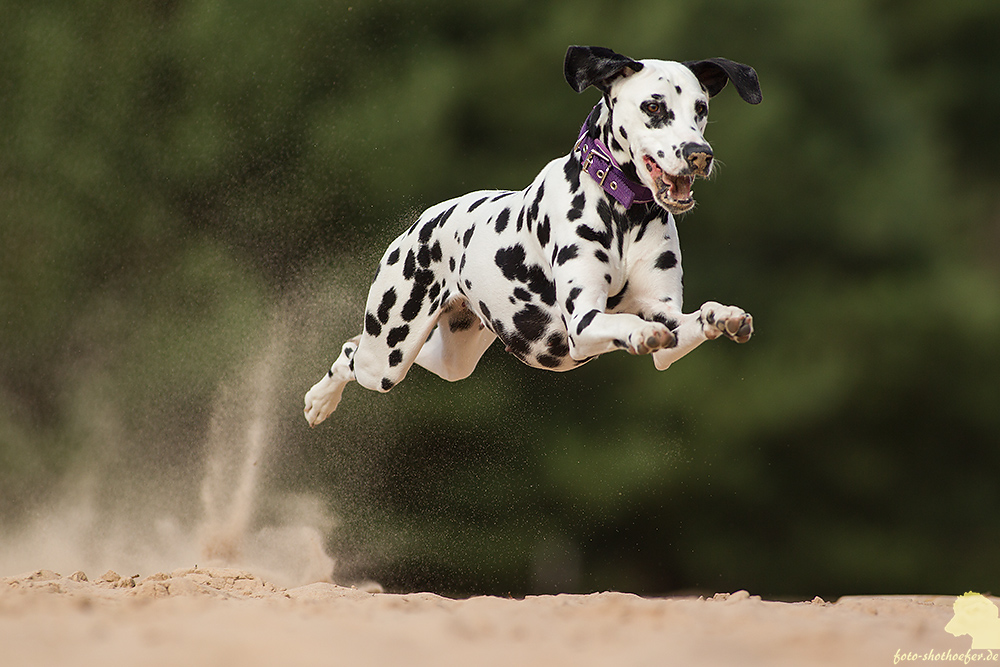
[682,143,713,175]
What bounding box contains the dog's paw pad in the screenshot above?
[629,323,675,355]
[701,303,753,343]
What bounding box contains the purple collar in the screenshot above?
[575,112,654,208]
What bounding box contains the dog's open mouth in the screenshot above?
[643,155,696,214]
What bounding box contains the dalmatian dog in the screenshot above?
[304,45,762,426]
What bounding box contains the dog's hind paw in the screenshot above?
[303,375,345,427]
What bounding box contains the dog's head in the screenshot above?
[565,46,761,215]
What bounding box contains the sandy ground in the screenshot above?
[0,567,982,667]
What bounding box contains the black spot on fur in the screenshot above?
[529,271,556,306]
[417,244,431,268]
[462,226,475,247]
[513,287,532,302]
[386,325,409,347]
[513,304,551,342]
[576,309,599,335]
[494,245,555,306]
[567,193,586,222]
[606,281,628,310]
[479,301,492,322]
[418,219,436,244]
[563,155,582,191]
[495,207,511,233]
[655,250,678,270]
[495,244,528,281]
[546,331,569,358]
[618,125,628,140]
[652,313,679,330]
[365,312,381,337]
[401,280,428,321]
[536,354,561,368]
[594,249,609,263]
[386,248,400,265]
[556,244,579,265]
[381,378,394,391]
[576,223,611,249]
[414,267,434,287]
[403,250,416,280]
[536,215,551,247]
[430,241,442,263]
[388,349,403,367]
[467,196,489,212]
[376,288,397,324]
[565,286,583,314]
[526,182,545,228]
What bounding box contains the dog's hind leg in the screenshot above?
[414,298,497,382]
[350,278,447,395]
[304,335,360,427]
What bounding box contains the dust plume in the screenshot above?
[0,316,336,589]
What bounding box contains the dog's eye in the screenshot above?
[694,101,708,118]
[641,101,662,115]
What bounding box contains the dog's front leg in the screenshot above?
[651,301,753,370]
[563,287,676,360]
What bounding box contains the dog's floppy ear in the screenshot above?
[683,58,762,104]
[565,46,644,94]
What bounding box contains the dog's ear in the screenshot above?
[683,58,762,104]
[565,46,644,94]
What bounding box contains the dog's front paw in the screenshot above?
[700,302,753,343]
[627,322,676,355]
[304,375,344,427]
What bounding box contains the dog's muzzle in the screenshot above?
[642,142,714,215]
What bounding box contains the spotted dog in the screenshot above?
[304,45,762,426]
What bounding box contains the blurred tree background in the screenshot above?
[2,0,999,598]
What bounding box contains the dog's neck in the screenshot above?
[574,103,653,209]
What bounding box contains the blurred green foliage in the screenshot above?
[2,0,1000,598]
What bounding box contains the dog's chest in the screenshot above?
[426,165,675,371]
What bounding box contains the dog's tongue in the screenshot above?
[666,173,693,200]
